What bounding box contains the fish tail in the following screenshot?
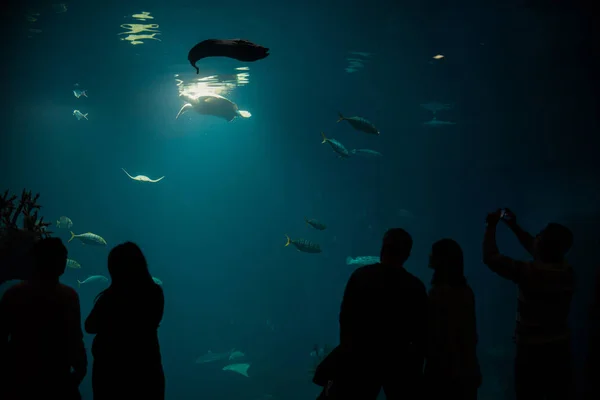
[77,280,81,288]
[304,216,309,226]
[68,231,75,243]
[345,256,354,265]
[320,132,327,144]
[351,149,357,155]
[83,113,88,120]
[82,90,87,97]
[336,112,345,122]
[284,234,291,247]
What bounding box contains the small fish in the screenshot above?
[122,168,165,183]
[56,216,73,229]
[152,276,163,285]
[305,217,326,230]
[195,349,236,364]
[66,259,81,269]
[420,102,452,114]
[346,256,380,267]
[284,235,322,253]
[73,110,88,120]
[77,275,108,287]
[68,231,107,246]
[222,363,251,378]
[423,117,456,127]
[320,132,350,159]
[351,149,383,157]
[433,54,445,59]
[188,39,269,74]
[73,89,87,99]
[337,112,379,135]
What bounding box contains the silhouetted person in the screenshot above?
[585,266,600,399]
[0,237,86,400]
[483,209,575,400]
[329,228,427,399]
[425,238,481,400]
[85,242,165,400]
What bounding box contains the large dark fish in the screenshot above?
[284,235,322,253]
[305,217,327,231]
[337,112,379,135]
[188,39,269,74]
[320,132,350,159]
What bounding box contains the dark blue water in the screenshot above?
[1,1,599,399]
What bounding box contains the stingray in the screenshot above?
[121,168,165,183]
[188,39,269,74]
[222,363,251,377]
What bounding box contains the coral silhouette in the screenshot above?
[1,189,51,284]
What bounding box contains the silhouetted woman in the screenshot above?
[425,238,481,400]
[85,242,165,400]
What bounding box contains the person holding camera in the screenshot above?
[483,208,575,400]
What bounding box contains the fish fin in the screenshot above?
[345,256,354,265]
[121,168,135,180]
[83,113,88,120]
[238,110,251,118]
[68,231,75,243]
[175,103,192,120]
[320,132,327,144]
[82,90,87,97]
[284,234,291,247]
[77,280,81,288]
[336,112,345,122]
[194,64,199,74]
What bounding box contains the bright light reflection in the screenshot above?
[174,68,251,100]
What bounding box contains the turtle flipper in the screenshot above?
[175,103,193,119]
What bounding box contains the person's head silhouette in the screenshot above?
[429,238,467,286]
[31,237,67,281]
[534,223,573,263]
[380,228,412,266]
[107,241,153,288]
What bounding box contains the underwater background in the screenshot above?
[1,0,599,399]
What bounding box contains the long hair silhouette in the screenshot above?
[96,241,155,301]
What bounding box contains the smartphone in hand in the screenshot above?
[501,209,514,221]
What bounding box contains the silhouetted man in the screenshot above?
[333,228,427,399]
[483,209,575,400]
[585,267,600,399]
[0,237,87,400]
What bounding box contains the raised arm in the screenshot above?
[483,210,528,283]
